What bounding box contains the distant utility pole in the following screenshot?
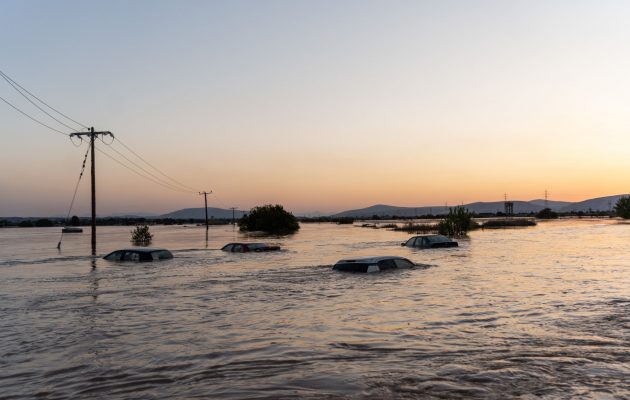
[229,207,237,225]
[199,191,212,228]
[69,127,114,256]
[544,189,549,209]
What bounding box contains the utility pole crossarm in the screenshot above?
[70,130,114,138]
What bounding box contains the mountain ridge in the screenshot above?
[330,194,628,218]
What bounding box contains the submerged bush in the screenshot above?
[481,219,536,228]
[437,206,478,237]
[614,196,630,219]
[536,208,558,219]
[131,225,153,245]
[238,204,300,235]
[394,222,438,233]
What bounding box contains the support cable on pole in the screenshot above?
[57,144,91,249]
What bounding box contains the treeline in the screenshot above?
[0,217,234,228]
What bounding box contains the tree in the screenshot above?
[70,215,81,226]
[614,196,630,219]
[437,206,478,237]
[35,218,54,227]
[536,208,558,219]
[238,204,300,234]
[131,225,153,245]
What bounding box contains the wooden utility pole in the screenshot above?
[69,127,114,256]
[230,207,237,225]
[199,191,212,228]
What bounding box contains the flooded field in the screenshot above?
[0,219,628,399]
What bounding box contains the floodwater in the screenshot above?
[0,219,628,399]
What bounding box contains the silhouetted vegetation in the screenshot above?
[536,208,558,219]
[614,196,630,219]
[238,204,300,235]
[18,220,33,228]
[380,223,399,229]
[131,225,153,245]
[481,219,536,228]
[437,207,479,237]
[70,216,81,226]
[393,222,438,233]
[35,218,54,227]
[337,217,355,224]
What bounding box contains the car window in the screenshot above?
[421,238,429,246]
[104,251,123,261]
[394,258,414,268]
[233,244,243,252]
[222,244,233,251]
[406,238,416,246]
[123,251,140,261]
[377,259,397,270]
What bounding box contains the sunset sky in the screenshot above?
[2,0,630,216]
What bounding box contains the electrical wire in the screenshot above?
[0,70,89,130]
[95,145,194,194]
[114,137,199,192]
[57,143,91,249]
[0,95,70,136]
[99,136,197,193]
[0,71,82,132]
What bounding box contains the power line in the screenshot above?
[0,95,70,136]
[100,137,197,193]
[0,71,81,132]
[0,70,212,202]
[95,145,193,193]
[114,136,198,192]
[0,70,89,129]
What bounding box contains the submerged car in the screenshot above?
[402,234,458,248]
[103,247,174,262]
[221,243,281,253]
[333,256,416,273]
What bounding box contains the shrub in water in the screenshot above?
[437,206,478,237]
[238,204,299,235]
[536,208,558,219]
[614,196,630,219]
[131,225,153,245]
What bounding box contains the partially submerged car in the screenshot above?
[221,243,281,253]
[103,247,174,262]
[333,256,416,273]
[402,234,458,248]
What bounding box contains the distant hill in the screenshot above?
[331,194,628,218]
[332,201,542,217]
[159,207,247,220]
[331,204,447,218]
[528,199,572,210]
[559,194,629,212]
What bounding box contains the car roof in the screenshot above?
[112,247,170,253]
[336,256,411,263]
[411,234,447,238]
